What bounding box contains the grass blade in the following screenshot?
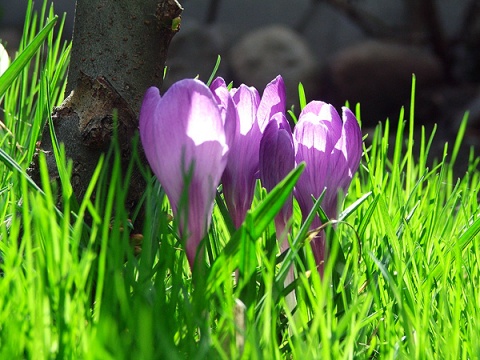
[0,16,57,97]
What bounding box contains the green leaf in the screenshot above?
[0,15,57,98]
[428,215,480,282]
[450,112,468,168]
[208,163,305,283]
[276,191,325,285]
[206,55,221,86]
[0,148,64,221]
[338,191,372,222]
[0,148,44,195]
[356,194,379,239]
[298,82,306,110]
[246,163,305,240]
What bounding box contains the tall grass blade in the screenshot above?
[0,16,57,97]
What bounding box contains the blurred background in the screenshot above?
[1,0,480,166]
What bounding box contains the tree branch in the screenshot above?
[33,0,183,228]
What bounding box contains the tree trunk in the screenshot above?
[36,0,183,228]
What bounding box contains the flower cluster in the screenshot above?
[139,76,362,270]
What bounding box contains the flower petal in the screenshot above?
[184,140,229,263]
[300,101,343,143]
[210,77,237,148]
[342,107,363,176]
[232,84,260,134]
[260,112,294,192]
[139,86,162,179]
[294,113,337,214]
[257,75,287,131]
[139,78,229,267]
[260,112,295,240]
[220,84,262,227]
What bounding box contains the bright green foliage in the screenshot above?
[0,2,479,359]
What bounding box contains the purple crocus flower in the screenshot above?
[139,79,229,267]
[211,75,286,228]
[293,101,362,273]
[259,112,295,248]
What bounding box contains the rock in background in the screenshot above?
[319,40,445,126]
[229,25,319,110]
[162,21,229,91]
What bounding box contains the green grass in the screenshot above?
[1,1,480,359]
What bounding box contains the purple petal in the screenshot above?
[294,114,337,215]
[293,102,355,217]
[257,75,287,132]
[139,79,228,267]
[221,84,262,227]
[260,113,294,192]
[290,101,362,273]
[342,107,363,176]
[184,140,229,263]
[139,86,162,181]
[210,76,227,91]
[232,84,260,134]
[260,113,295,240]
[299,101,343,142]
[324,108,362,205]
[210,77,237,148]
[222,120,261,228]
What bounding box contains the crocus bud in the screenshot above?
[259,112,295,247]
[139,79,229,267]
[211,76,287,228]
[293,101,362,273]
[259,111,295,311]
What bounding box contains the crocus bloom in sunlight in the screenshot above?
[293,101,362,273]
[139,79,229,268]
[210,75,286,228]
[259,112,295,248]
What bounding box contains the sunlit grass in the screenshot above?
[0,1,479,359]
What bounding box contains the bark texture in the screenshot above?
[35,0,183,227]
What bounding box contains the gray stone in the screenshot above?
[320,40,445,125]
[229,25,319,110]
[162,21,228,91]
